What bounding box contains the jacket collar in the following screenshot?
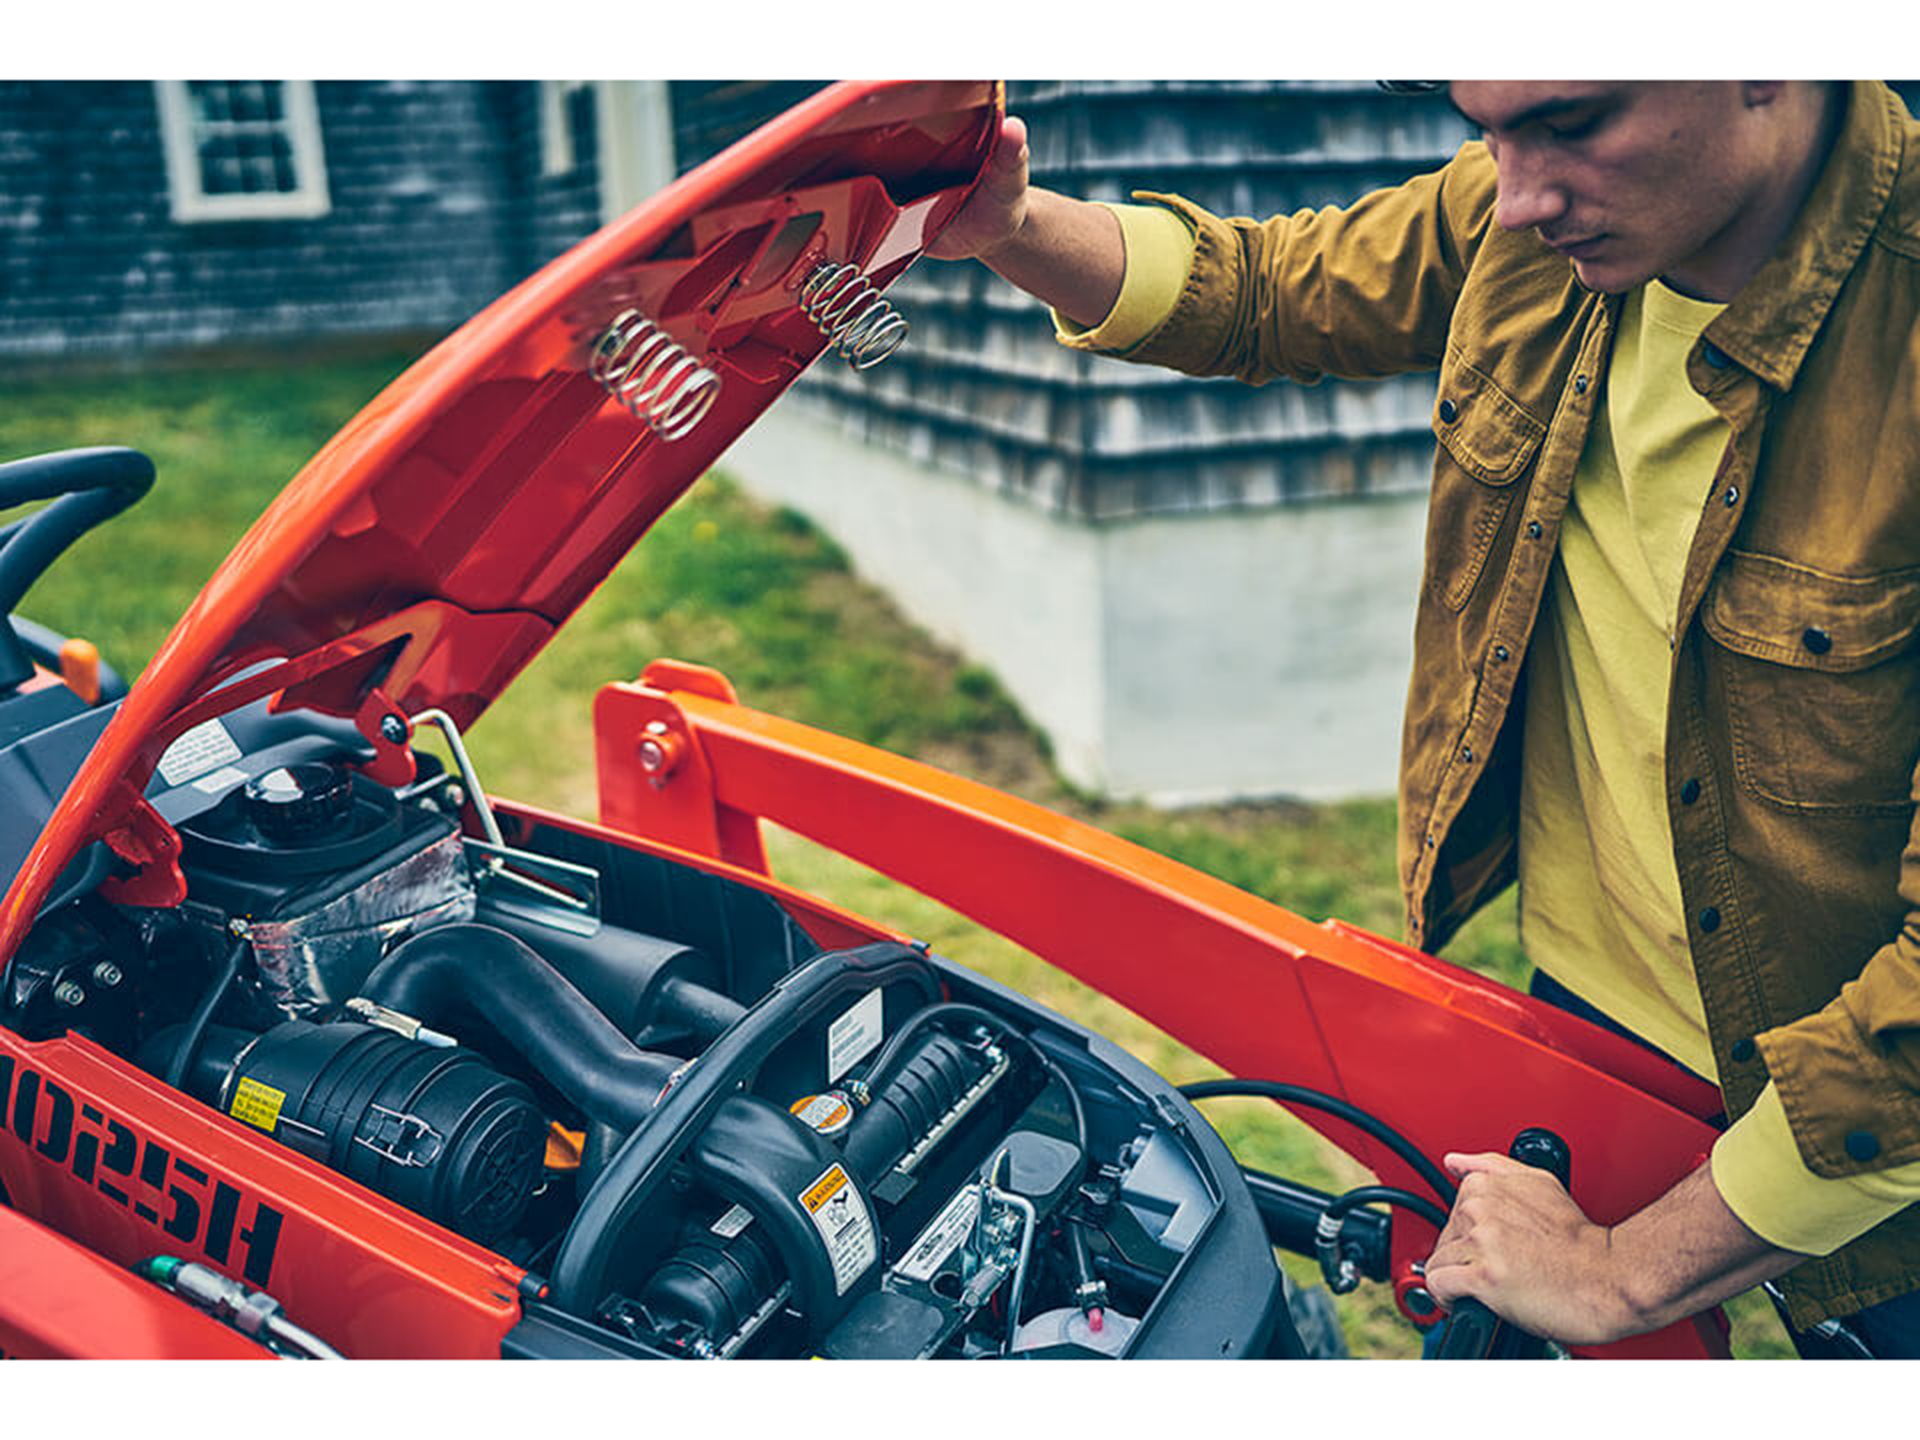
[1703,81,1903,392]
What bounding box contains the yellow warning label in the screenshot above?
[801,1164,851,1213]
[229,1078,286,1133]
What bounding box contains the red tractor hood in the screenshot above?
[2,80,1000,943]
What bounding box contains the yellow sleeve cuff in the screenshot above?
[1051,202,1196,354]
[1711,1080,1920,1255]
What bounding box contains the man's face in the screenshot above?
[1448,82,1774,296]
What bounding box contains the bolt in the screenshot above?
[444,784,467,809]
[639,739,668,772]
[91,961,124,989]
[380,714,408,745]
[227,917,253,938]
[53,980,86,1008]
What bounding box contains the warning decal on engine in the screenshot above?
[895,1183,980,1283]
[798,1163,876,1296]
[156,718,244,788]
[826,989,883,1083]
[229,1078,286,1133]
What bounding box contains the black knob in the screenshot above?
[243,762,355,844]
[1508,1127,1572,1188]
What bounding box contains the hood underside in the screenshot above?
[2,80,1000,944]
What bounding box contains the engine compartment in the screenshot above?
[0,691,1285,1359]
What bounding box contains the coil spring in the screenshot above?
[799,262,909,370]
[589,310,722,441]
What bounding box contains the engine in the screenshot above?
[0,697,1284,1359]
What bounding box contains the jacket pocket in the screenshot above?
[1426,346,1545,611]
[1703,551,1920,814]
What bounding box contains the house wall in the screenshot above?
[0,82,539,361]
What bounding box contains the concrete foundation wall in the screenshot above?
[721,405,1428,804]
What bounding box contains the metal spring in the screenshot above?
[799,262,909,370]
[589,309,722,441]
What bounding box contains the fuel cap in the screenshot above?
[243,762,355,843]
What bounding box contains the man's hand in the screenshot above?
[922,115,1125,331]
[1423,1151,1634,1345]
[925,116,1030,261]
[1423,1150,1806,1347]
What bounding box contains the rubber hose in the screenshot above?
[359,923,680,1132]
[164,938,247,1090]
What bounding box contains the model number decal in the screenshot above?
[0,1055,284,1287]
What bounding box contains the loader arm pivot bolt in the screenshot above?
[639,721,685,787]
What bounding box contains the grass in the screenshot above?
[1,345,1791,1359]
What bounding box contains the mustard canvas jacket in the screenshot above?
[1119,81,1920,1326]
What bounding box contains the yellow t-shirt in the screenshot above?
[1518,278,1920,1254]
[1060,215,1920,1254]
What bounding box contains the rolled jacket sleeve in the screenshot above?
[1758,915,1920,1179]
[1053,203,1197,354]
[1712,1080,1920,1254]
[1111,142,1500,386]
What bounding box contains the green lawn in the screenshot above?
[0,344,1791,1358]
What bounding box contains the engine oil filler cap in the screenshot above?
[243,761,355,842]
[789,1090,855,1137]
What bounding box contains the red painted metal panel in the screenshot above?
[0,1032,523,1359]
[595,671,1732,1357]
[0,1204,267,1360]
[0,80,999,964]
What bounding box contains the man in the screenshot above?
[927,82,1920,1356]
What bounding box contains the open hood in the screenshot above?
[3,80,1000,938]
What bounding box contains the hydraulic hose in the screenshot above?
[359,923,680,1133]
[1177,1078,1458,1206]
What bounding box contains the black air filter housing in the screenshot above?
[221,1020,547,1246]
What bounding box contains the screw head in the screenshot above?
[91,961,124,989]
[380,714,408,745]
[53,980,86,1008]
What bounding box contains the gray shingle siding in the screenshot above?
[779,80,1471,520]
[0,81,552,361]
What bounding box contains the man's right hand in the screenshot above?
[924,114,1126,333]
[926,116,1031,262]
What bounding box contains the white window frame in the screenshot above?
[539,80,596,176]
[154,80,331,223]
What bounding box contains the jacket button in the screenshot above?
[1846,1130,1881,1163]
[1802,626,1832,655]
[1438,398,1459,424]
[1730,1037,1756,1063]
[1723,485,1740,507]
[1699,906,1722,933]
[1702,342,1732,369]
[1527,520,1544,540]
[1493,644,1511,663]
[1574,374,1589,394]
[1680,778,1701,805]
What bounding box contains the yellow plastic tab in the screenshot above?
[59,638,101,705]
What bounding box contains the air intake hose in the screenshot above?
[358,923,681,1132]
